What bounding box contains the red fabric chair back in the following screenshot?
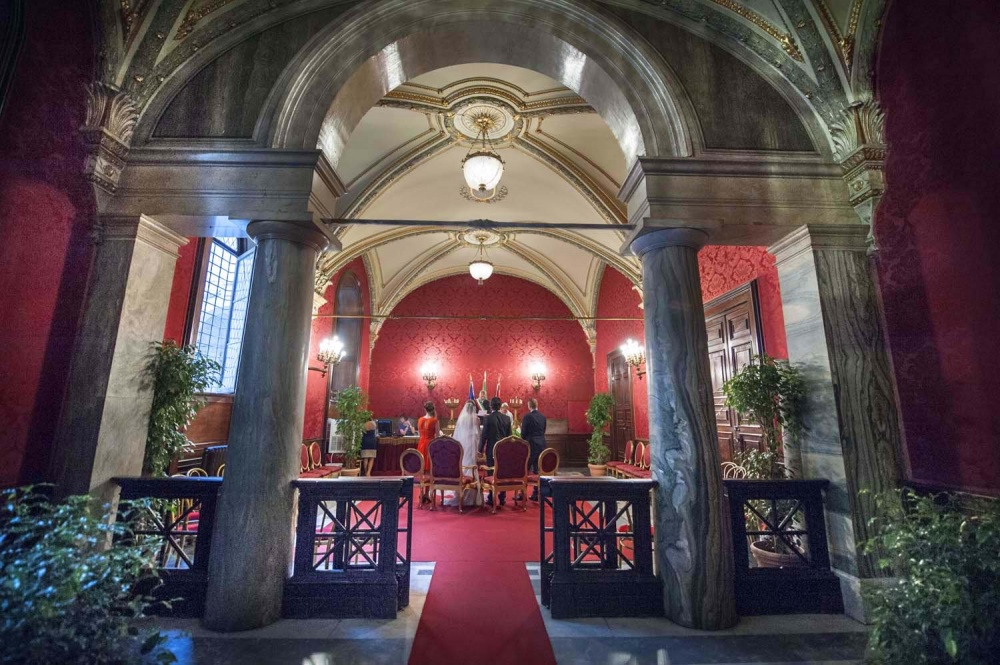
[300,444,310,472]
[623,440,634,464]
[538,448,560,475]
[642,441,651,468]
[428,437,463,481]
[633,442,645,468]
[309,441,323,469]
[400,448,425,476]
[493,436,530,481]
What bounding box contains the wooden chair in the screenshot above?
[309,441,336,478]
[527,447,560,502]
[618,441,645,478]
[427,437,477,513]
[216,464,225,478]
[479,436,531,514]
[400,448,431,509]
[607,440,634,478]
[186,467,207,477]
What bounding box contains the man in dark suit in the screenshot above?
[520,398,547,501]
[480,396,512,505]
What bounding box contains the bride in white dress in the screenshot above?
[445,399,482,507]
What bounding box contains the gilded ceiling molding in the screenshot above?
[317,226,447,281]
[829,94,884,252]
[515,134,627,226]
[533,119,622,191]
[343,124,440,191]
[175,0,241,40]
[813,0,863,69]
[377,243,465,315]
[502,240,591,327]
[514,228,640,285]
[707,0,803,61]
[81,81,139,202]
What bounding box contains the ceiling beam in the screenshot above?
[323,218,634,231]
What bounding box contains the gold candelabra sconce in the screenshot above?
[309,335,345,375]
[620,338,646,379]
[508,396,524,424]
[529,363,546,391]
[443,397,461,427]
[421,363,439,390]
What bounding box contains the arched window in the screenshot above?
[189,237,255,393]
[328,271,363,396]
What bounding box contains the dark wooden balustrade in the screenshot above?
[115,476,223,617]
[284,477,414,619]
[540,477,661,619]
[723,478,843,615]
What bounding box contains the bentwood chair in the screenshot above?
[186,467,208,477]
[527,447,560,502]
[427,437,477,513]
[216,464,226,478]
[479,436,531,514]
[618,441,645,478]
[606,440,634,478]
[400,448,431,509]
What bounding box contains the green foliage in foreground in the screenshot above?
[334,386,373,466]
[0,487,175,665]
[864,490,1000,664]
[586,392,615,465]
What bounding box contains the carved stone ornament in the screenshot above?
[829,97,886,252]
[81,81,138,196]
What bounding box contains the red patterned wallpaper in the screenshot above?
[163,240,198,344]
[303,257,372,441]
[367,274,594,427]
[594,248,787,441]
[0,1,97,487]
[875,0,1000,494]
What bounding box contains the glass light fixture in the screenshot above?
[317,335,345,367]
[461,114,505,201]
[468,235,494,285]
[620,338,646,379]
[529,362,547,391]
[420,363,438,390]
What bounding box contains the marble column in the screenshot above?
[51,215,187,503]
[203,220,329,632]
[770,225,902,622]
[629,226,737,630]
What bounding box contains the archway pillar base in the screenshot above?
[627,224,737,631]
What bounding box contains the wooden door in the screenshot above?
[704,282,765,462]
[606,350,634,462]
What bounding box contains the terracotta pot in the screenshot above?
[340,467,361,477]
[749,539,806,568]
[588,464,608,477]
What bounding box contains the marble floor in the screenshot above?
[153,561,869,665]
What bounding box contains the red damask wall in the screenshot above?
[302,258,372,441]
[367,274,594,427]
[875,0,1000,494]
[0,2,96,488]
[594,248,787,441]
[163,241,199,344]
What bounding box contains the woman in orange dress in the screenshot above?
[416,401,439,503]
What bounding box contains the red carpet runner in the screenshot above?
[406,496,557,665]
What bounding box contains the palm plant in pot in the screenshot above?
[722,354,805,567]
[586,392,615,476]
[333,386,372,476]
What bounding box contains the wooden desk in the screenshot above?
[375,436,419,474]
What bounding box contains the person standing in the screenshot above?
[500,402,514,430]
[480,397,512,505]
[520,398,547,501]
[417,401,440,503]
[397,414,415,436]
[360,420,378,476]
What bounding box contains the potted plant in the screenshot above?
[585,392,615,476]
[142,341,220,476]
[722,354,805,567]
[333,386,372,476]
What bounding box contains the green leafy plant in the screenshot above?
[333,386,373,468]
[863,490,1000,665]
[585,392,615,465]
[722,354,805,476]
[0,487,176,664]
[142,342,220,476]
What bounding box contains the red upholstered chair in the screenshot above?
[606,440,634,478]
[527,447,560,503]
[300,443,332,478]
[633,441,652,479]
[480,436,531,514]
[308,441,336,478]
[428,437,476,513]
[400,448,431,509]
[619,441,645,478]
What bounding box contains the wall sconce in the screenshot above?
[508,396,524,423]
[421,363,438,390]
[620,338,646,379]
[309,335,345,375]
[529,362,546,391]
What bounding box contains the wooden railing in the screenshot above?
[115,476,223,617]
[540,477,661,618]
[723,478,843,615]
[284,477,414,619]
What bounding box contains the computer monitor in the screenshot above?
[376,419,393,437]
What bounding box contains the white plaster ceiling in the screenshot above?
[318,63,642,335]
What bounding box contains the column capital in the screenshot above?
[769,225,869,268]
[623,219,716,257]
[246,219,337,253]
[94,214,188,258]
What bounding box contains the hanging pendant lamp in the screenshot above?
[468,235,494,285]
[461,114,505,201]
